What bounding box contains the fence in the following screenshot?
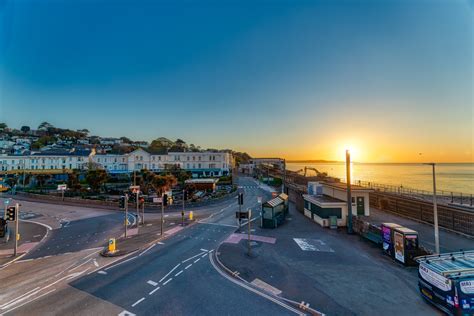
[370,191,474,236]
[355,179,473,208]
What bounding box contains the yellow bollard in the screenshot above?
[17,233,20,241]
[189,211,193,221]
[108,238,116,253]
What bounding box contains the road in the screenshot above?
[0,177,299,315]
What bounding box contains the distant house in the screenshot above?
[99,137,122,145]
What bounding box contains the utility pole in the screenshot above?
[161,192,164,236]
[346,150,353,234]
[124,194,128,238]
[282,159,286,194]
[425,163,440,254]
[14,203,19,256]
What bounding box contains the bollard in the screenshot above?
[189,211,193,221]
[108,238,116,253]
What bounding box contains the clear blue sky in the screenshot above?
[0,0,472,161]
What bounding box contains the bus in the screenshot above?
[416,250,474,316]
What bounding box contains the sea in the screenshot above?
[286,162,474,194]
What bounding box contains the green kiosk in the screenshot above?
[261,193,288,228]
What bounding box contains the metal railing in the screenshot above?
[354,179,473,208]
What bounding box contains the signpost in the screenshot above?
[57,184,67,201]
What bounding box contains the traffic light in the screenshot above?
[163,194,168,206]
[6,206,16,221]
[119,196,126,209]
[238,192,244,205]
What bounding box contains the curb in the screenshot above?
[213,240,325,316]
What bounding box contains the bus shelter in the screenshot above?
[261,193,288,228]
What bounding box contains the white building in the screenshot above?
[0,148,233,177]
[303,181,372,227]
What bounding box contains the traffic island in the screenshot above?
[100,218,195,257]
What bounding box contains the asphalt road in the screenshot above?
[2,177,297,315]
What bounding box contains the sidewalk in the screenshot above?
[368,207,473,253]
[217,203,439,316]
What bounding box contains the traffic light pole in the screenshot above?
[14,203,19,256]
[182,189,185,226]
[161,192,164,236]
[125,194,128,238]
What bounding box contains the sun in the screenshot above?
[339,143,360,162]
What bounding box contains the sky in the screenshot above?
[0,0,472,162]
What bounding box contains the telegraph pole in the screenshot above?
[346,150,353,234]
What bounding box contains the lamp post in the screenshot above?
[424,163,440,254]
[346,150,353,234]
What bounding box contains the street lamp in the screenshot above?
[346,150,353,234]
[424,163,440,254]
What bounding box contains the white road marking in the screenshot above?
[159,264,180,283]
[118,310,136,316]
[131,297,145,307]
[105,256,138,271]
[0,287,40,309]
[200,248,208,252]
[182,252,205,263]
[201,253,208,258]
[98,270,107,275]
[69,258,92,272]
[185,264,192,269]
[147,280,158,287]
[1,288,56,315]
[162,278,172,286]
[93,260,99,267]
[149,287,160,295]
[175,270,183,277]
[194,258,200,263]
[139,243,156,256]
[157,242,165,245]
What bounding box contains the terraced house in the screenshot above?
[0,148,233,178]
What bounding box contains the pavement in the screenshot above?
[217,202,441,316]
[0,177,303,315]
[368,207,474,253]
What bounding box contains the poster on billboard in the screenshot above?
[382,226,391,251]
[394,231,404,263]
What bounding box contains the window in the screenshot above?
[198,163,201,168]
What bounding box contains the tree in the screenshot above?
[20,126,31,134]
[67,170,82,192]
[120,136,132,144]
[0,123,8,132]
[35,174,52,193]
[150,174,177,195]
[85,169,108,193]
[38,121,53,131]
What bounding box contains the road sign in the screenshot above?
[57,184,67,191]
[153,197,162,203]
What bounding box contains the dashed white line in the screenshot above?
[105,256,138,271]
[162,278,172,286]
[131,297,145,307]
[185,264,192,270]
[182,252,205,263]
[147,280,158,287]
[194,258,200,263]
[200,248,208,252]
[175,270,183,277]
[149,287,160,295]
[159,264,180,283]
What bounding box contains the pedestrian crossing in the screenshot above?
[237,185,259,189]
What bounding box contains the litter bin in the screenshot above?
[329,216,338,229]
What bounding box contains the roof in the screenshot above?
[394,227,418,234]
[416,250,474,278]
[264,196,284,208]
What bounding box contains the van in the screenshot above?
[416,251,474,315]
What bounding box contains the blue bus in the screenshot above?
[416,251,474,315]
